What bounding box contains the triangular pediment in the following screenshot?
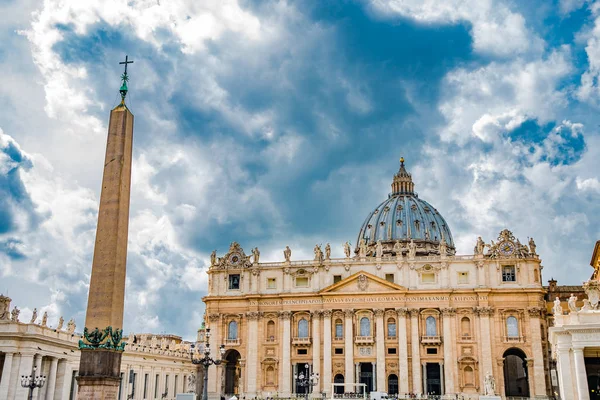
[320,271,407,294]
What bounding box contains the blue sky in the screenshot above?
[1,0,599,339]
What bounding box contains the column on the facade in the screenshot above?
[396,308,409,394]
[555,346,575,400]
[344,309,355,385]
[476,307,494,385]
[371,362,377,391]
[207,314,221,398]
[322,310,333,396]
[440,363,445,395]
[441,308,455,394]
[421,363,427,394]
[55,360,73,400]
[374,309,385,392]
[0,352,14,399]
[34,353,43,400]
[354,363,360,386]
[528,307,548,396]
[573,347,590,400]
[409,309,421,393]
[246,312,259,397]
[15,352,35,399]
[45,357,59,400]
[281,311,292,396]
[312,310,321,394]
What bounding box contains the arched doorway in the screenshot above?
[503,348,529,398]
[387,374,398,395]
[224,349,241,395]
[334,374,344,394]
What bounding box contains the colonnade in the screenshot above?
[0,351,76,400]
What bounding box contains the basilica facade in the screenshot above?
[203,160,550,399]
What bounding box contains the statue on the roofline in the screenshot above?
[284,246,292,262]
[325,243,331,260]
[343,241,351,258]
[30,308,37,324]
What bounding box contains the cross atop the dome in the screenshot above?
[400,156,405,166]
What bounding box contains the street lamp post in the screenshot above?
[20,365,46,400]
[294,363,319,397]
[191,328,226,400]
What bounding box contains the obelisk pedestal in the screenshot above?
[76,65,134,399]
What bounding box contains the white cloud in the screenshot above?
[368,0,543,56]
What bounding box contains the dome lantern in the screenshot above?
[391,157,415,195]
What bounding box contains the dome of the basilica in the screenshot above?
[356,158,455,256]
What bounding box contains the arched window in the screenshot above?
[464,366,474,386]
[426,316,437,336]
[298,318,309,338]
[228,321,238,340]
[360,317,371,336]
[506,316,519,337]
[387,318,397,338]
[461,317,471,337]
[267,320,275,340]
[335,319,343,338]
[266,366,275,385]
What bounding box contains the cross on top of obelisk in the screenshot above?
[119,55,134,75]
[118,55,134,104]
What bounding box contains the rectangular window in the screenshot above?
[333,275,342,284]
[335,322,343,338]
[297,348,308,355]
[421,273,435,283]
[387,347,397,355]
[426,348,438,354]
[502,266,516,282]
[385,273,394,283]
[334,348,344,355]
[295,277,309,287]
[228,274,240,290]
[144,374,148,399]
[458,272,469,284]
[154,374,159,398]
[267,278,277,289]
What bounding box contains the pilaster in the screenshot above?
[396,308,409,394]
[441,308,455,394]
[311,310,322,394]
[409,309,421,393]
[322,310,332,396]
[374,309,385,391]
[281,311,292,396]
[344,309,355,385]
[246,311,260,397]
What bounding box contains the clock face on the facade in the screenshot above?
[499,241,515,256]
[229,252,242,265]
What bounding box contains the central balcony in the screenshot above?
[292,337,312,346]
[420,335,442,344]
[354,336,374,344]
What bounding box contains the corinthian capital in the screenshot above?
[344,309,354,318]
[441,307,456,316]
[208,313,221,322]
[373,309,385,317]
[280,311,292,320]
[246,311,261,320]
[311,310,322,319]
[527,307,542,317]
[395,307,408,317]
[408,308,420,317]
[322,310,333,318]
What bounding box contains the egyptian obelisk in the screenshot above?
[77,56,134,399]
